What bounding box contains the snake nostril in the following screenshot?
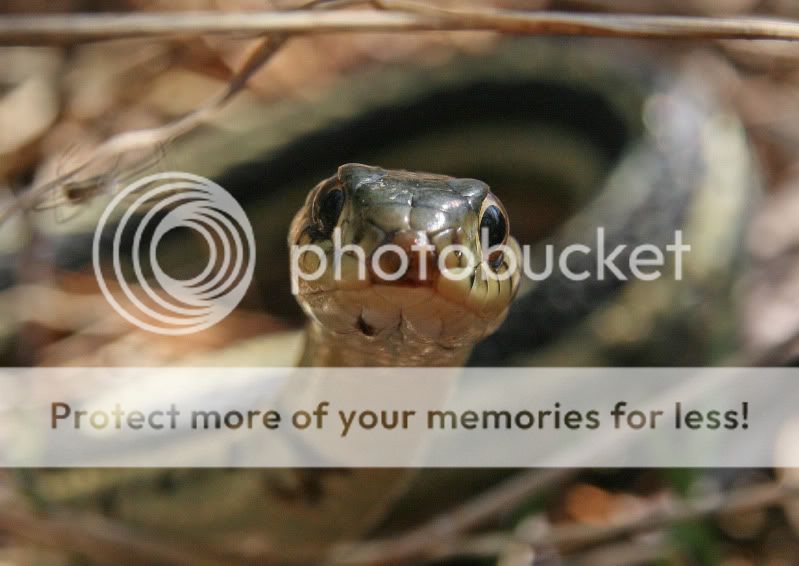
[356,316,376,336]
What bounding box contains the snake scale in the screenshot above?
[14,38,756,563]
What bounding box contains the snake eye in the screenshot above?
[480,205,506,248]
[313,184,345,237]
[479,198,509,270]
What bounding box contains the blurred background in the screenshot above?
[2,0,799,564]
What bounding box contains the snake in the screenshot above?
[10,38,756,563]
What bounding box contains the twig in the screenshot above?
[567,537,676,566]
[0,10,432,44]
[0,499,252,566]
[0,1,372,225]
[524,479,799,549]
[4,7,799,45]
[342,479,799,564]
[0,33,286,226]
[380,0,799,39]
[5,5,799,223]
[328,468,574,564]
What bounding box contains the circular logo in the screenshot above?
[92,172,255,335]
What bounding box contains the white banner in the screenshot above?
[0,367,794,468]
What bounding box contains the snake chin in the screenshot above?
[298,280,513,350]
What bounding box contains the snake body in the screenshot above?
[17,38,756,562]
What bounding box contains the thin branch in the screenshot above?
[0,0,369,225]
[566,538,677,566]
[0,33,286,226]
[3,7,799,45]
[0,499,252,566]
[5,5,799,223]
[0,10,432,43]
[379,0,799,39]
[523,479,799,550]
[336,479,799,564]
[328,468,574,564]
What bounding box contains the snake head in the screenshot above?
[289,164,521,355]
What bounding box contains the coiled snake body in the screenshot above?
[20,39,756,562]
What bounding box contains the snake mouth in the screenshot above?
[295,237,521,347]
[302,282,509,348]
[366,230,439,287]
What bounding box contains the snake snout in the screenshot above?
[368,230,437,286]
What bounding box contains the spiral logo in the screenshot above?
[92,172,255,335]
